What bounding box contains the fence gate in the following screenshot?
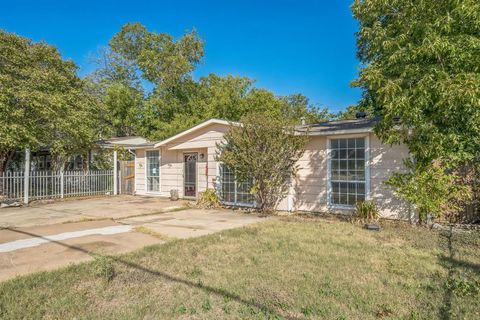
[120,161,135,195]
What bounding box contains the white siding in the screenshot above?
[135,149,146,194]
[135,123,228,198]
[369,134,411,219]
[279,133,410,219]
[133,122,412,219]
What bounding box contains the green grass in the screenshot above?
[0,216,479,319]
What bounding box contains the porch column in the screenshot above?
[113,150,118,195]
[23,149,30,204]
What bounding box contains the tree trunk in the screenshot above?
[0,150,15,173]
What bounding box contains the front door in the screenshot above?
[184,153,197,198]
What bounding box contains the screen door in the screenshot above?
[184,153,197,198]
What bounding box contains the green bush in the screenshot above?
[196,189,220,208]
[353,200,379,222]
[92,255,115,282]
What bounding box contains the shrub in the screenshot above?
[353,200,379,222]
[386,159,471,223]
[92,255,115,282]
[196,189,220,208]
[216,112,308,213]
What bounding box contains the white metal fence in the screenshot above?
[0,170,115,203]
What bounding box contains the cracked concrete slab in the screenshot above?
[0,195,189,228]
[0,219,162,281]
[0,202,266,281]
[119,208,266,239]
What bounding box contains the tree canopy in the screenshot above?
[352,0,480,166]
[0,30,103,171]
[352,0,480,220]
[92,23,329,141]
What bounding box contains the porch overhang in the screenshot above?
[96,136,155,150]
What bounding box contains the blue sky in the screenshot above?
[0,0,361,112]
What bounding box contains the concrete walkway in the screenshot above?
[0,195,189,228]
[120,208,265,239]
[0,207,266,281]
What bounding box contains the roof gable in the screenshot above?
[154,119,238,148]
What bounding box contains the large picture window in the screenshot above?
[218,164,255,206]
[329,137,366,206]
[146,150,160,192]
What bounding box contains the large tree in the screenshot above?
[352,0,480,221]
[0,30,103,171]
[96,23,329,141]
[88,47,144,137]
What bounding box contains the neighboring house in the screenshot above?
[5,137,151,172]
[115,117,411,219]
[6,148,88,171]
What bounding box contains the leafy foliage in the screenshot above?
[90,146,133,170]
[92,255,115,282]
[386,159,471,222]
[353,200,379,222]
[109,23,204,89]
[196,189,221,209]
[352,0,480,220]
[0,29,103,171]
[217,113,308,212]
[335,104,376,120]
[93,23,329,141]
[352,0,480,164]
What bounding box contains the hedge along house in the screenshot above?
[129,118,411,219]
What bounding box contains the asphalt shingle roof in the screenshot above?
[296,117,379,135]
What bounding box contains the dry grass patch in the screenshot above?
[134,226,172,241]
[0,216,479,319]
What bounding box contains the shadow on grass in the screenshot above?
[438,227,455,320]
[437,227,480,320]
[6,228,289,319]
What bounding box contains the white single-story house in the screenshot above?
[113,117,411,219]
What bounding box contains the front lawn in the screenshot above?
[0,216,479,319]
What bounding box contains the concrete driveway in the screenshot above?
[0,195,189,228]
[0,197,266,281]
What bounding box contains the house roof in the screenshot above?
[153,119,239,148]
[96,136,155,149]
[295,117,379,135]
[103,117,378,151]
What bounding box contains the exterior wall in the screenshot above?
[279,133,410,219]
[134,123,228,198]
[134,149,146,194]
[133,122,411,219]
[160,148,182,197]
[282,136,329,212]
[369,134,411,219]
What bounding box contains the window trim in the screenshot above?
[145,148,161,194]
[326,134,370,209]
[216,162,256,208]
